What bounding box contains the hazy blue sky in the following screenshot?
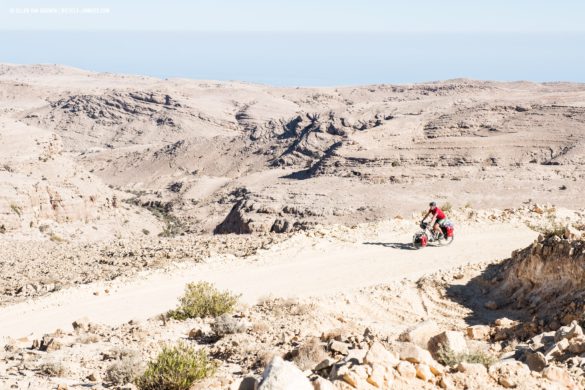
[1,1,584,85]
[2,0,585,32]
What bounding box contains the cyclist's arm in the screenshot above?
[422,210,431,222]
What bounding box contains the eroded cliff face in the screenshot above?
[0,118,160,239]
[487,231,585,326]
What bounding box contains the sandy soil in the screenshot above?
[0,221,536,342]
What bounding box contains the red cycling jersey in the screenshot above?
[431,207,446,220]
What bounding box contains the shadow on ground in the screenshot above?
[363,242,418,250]
[445,259,530,326]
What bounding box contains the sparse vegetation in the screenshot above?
[527,212,567,238]
[106,351,144,386]
[260,297,315,317]
[441,202,453,213]
[142,228,150,235]
[135,343,217,390]
[210,314,249,337]
[437,346,497,367]
[167,282,239,320]
[293,337,328,370]
[39,361,67,377]
[124,197,185,237]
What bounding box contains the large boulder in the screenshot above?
[258,357,312,390]
[428,331,468,360]
[488,361,530,389]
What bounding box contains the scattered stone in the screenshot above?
[188,328,203,339]
[415,363,434,382]
[398,320,440,349]
[315,358,336,371]
[563,225,581,240]
[396,361,416,379]
[329,340,349,355]
[366,363,387,388]
[39,335,61,352]
[466,325,491,340]
[488,361,530,389]
[485,301,498,310]
[439,376,455,389]
[494,318,516,327]
[364,342,399,367]
[554,320,583,342]
[456,362,487,376]
[544,338,570,359]
[311,377,335,390]
[398,343,434,365]
[239,376,259,390]
[568,336,585,354]
[525,351,547,372]
[344,348,367,365]
[542,366,575,387]
[72,317,91,333]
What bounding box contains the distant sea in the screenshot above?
[1,31,584,86]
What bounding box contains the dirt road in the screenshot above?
[0,222,536,341]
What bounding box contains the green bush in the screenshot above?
[437,346,496,367]
[167,282,239,320]
[136,343,217,390]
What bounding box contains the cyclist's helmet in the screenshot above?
[429,201,437,208]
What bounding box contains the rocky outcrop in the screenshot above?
[214,195,320,235]
[487,235,585,325]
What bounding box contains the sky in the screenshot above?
[1,1,584,85]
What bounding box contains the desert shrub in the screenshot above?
[136,343,217,390]
[441,202,453,213]
[167,282,239,320]
[251,320,270,334]
[142,229,150,235]
[293,337,328,371]
[10,204,22,217]
[527,214,566,238]
[39,361,67,377]
[263,297,315,317]
[210,314,249,337]
[106,352,144,385]
[464,350,498,366]
[437,346,496,367]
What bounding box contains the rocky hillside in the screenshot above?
[1,65,585,238]
[3,228,585,389]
